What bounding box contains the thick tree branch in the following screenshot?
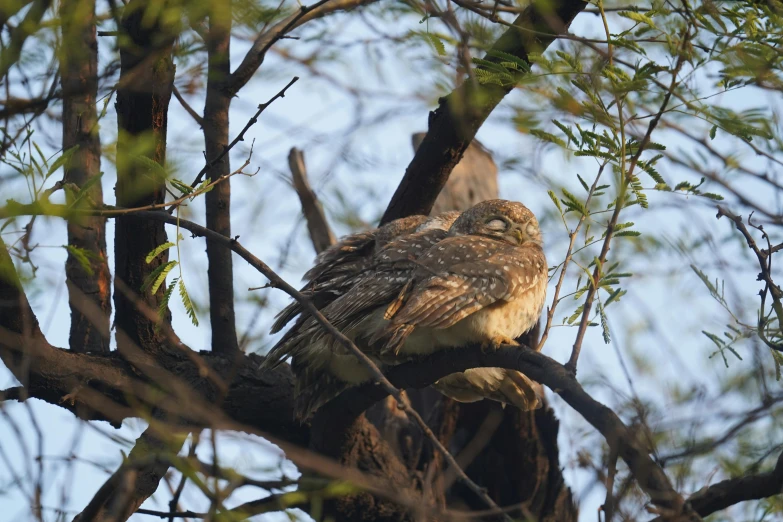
[380,0,587,225]
[203,6,239,354]
[313,344,699,520]
[3,209,698,519]
[651,451,783,520]
[687,450,783,517]
[60,0,111,354]
[114,0,176,357]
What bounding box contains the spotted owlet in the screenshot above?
[371,200,547,409]
[263,212,461,418]
[269,213,432,335]
[265,200,546,420]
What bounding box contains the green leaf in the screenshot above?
[772,350,783,381]
[159,277,178,319]
[548,190,563,214]
[425,32,446,57]
[135,155,168,182]
[69,172,105,208]
[618,10,658,29]
[710,125,718,140]
[179,279,199,326]
[552,120,579,146]
[576,173,590,192]
[170,178,194,196]
[46,146,80,180]
[561,188,587,216]
[567,305,584,325]
[530,129,566,148]
[142,260,178,294]
[604,288,626,306]
[615,230,641,237]
[63,245,94,275]
[195,178,214,195]
[146,242,176,264]
[485,50,531,72]
[598,302,610,344]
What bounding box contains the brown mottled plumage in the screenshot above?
[372,200,547,409]
[262,212,461,419]
[269,214,429,335]
[265,201,547,420]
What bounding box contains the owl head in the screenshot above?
[448,199,542,246]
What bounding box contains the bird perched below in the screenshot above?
[269,214,431,335]
[263,211,461,418]
[265,200,547,420]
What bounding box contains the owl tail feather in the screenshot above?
[370,323,415,357]
[294,369,351,422]
[270,302,302,334]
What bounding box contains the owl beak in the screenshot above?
[511,225,526,244]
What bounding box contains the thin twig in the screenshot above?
[601,446,619,521]
[172,86,204,127]
[565,26,690,374]
[182,76,299,194]
[537,162,607,352]
[717,206,783,349]
[167,433,199,522]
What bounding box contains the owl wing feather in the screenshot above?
[263,229,448,370]
[377,237,545,353]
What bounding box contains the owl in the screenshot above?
[265,200,547,420]
[269,214,431,335]
[263,212,461,418]
[370,200,547,409]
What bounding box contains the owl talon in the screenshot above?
[481,336,519,352]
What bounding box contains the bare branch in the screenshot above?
[381,0,588,224]
[61,0,111,354]
[185,76,299,190]
[73,426,182,522]
[226,0,378,95]
[288,147,335,254]
[203,10,239,355]
[172,86,204,127]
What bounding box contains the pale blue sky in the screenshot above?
[2,4,779,521]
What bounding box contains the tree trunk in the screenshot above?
[362,139,577,521]
[114,0,175,356]
[203,4,239,355]
[60,0,111,354]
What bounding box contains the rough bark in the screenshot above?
[412,133,498,216]
[204,5,239,355]
[60,0,111,354]
[72,427,182,522]
[113,0,176,357]
[311,413,421,521]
